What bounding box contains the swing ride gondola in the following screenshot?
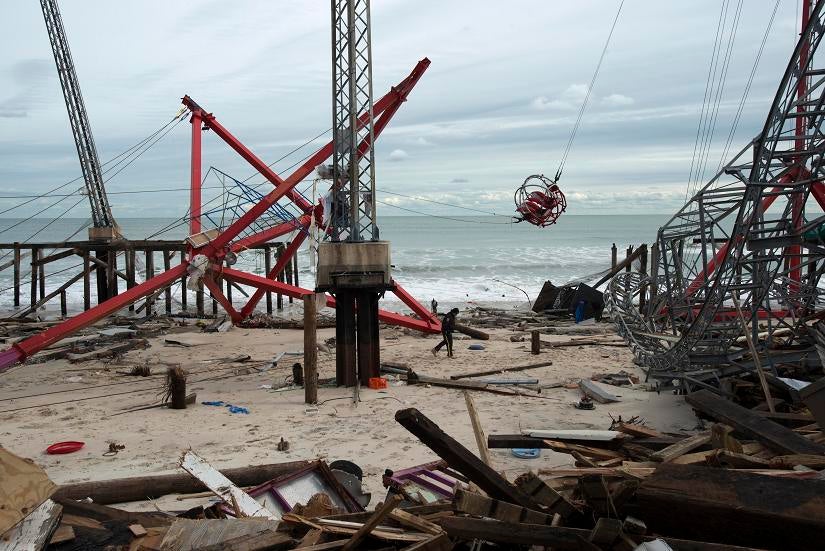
[514,0,624,228]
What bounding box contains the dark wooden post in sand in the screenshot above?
[531,330,540,355]
[12,243,20,307]
[639,244,648,312]
[303,294,318,404]
[395,408,541,510]
[264,245,273,314]
[163,251,172,314]
[82,250,91,311]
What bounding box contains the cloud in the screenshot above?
[531,84,589,111]
[602,93,635,107]
[0,59,54,118]
[388,149,409,162]
[413,136,433,146]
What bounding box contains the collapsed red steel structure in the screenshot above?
[0,58,440,372]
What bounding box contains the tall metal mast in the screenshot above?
[318,0,390,388]
[331,0,377,242]
[40,0,117,235]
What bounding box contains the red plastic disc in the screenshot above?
[46,441,84,454]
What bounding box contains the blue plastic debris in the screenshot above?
[468,344,485,351]
[202,401,249,414]
[511,448,541,459]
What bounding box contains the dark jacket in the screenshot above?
[441,312,457,333]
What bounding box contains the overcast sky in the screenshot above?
[0,1,804,220]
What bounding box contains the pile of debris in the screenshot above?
[4,392,825,550]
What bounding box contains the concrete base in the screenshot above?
[317,241,391,289]
[88,226,121,241]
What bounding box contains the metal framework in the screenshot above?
[40,0,115,230]
[331,0,377,241]
[0,59,438,372]
[607,0,825,372]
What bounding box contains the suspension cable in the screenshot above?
[555,0,625,181]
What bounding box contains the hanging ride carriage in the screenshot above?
[514,174,567,227]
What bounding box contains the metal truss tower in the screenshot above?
[607,0,825,377]
[318,0,391,387]
[331,0,377,242]
[40,0,117,235]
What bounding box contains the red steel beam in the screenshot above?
[190,110,202,235]
[0,264,187,371]
[221,268,440,333]
[230,214,311,254]
[222,59,431,251]
[239,225,310,319]
[202,275,242,323]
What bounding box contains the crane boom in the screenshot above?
[40,0,116,232]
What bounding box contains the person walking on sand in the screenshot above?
[432,308,459,358]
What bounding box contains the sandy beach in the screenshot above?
[0,311,697,510]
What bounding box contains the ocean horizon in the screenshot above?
[0,214,668,315]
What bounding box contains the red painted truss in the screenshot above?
[0,58,439,371]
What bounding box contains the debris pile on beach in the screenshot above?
[4,393,825,550]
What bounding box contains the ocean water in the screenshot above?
[0,215,668,315]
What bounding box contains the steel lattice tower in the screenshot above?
[331,0,377,242]
[40,0,116,233]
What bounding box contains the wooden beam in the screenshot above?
[637,463,825,550]
[463,391,491,466]
[304,293,318,404]
[685,389,825,455]
[52,460,313,504]
[450,361,553,380]
[395,408,541,509]
[340,494,402,551]
[650,431,712,463]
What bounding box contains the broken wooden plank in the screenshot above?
[450,361,553,380]
[158,519,290,551]
[579,379,621,403]
[463,391,492,466]
[48,523,75,545]
[0,499,62,551]
[615,422,664,439]
[542,440,625,461]
[398,533,452,551]
[387,509,443,536]
[66,339,148,363]
[650,431,712,463]
[454,488,555,525]
[0,447,58,535]
[340,494,402,551]
[524,429,622,441]
[395,408,541,510]
[685,389,825,455]
[438,517,590,550]
[179,451,276,519]
[54,460,312,504]
[637,463,825,550]
[512,472,579,518]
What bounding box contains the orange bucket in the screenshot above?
[368,377,388,389]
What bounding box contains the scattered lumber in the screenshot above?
[53,460,313,504]
[395,408,541,509]
[65,338,148,362]
[685,389,825,455]
[179,451,277,519]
